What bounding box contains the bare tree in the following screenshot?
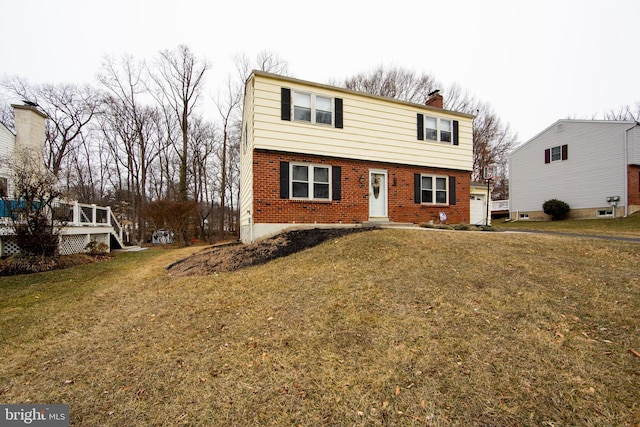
[4,149,61,258]
[214,75,242,237]
[149,45,209,201]
[189,115,218,240]
[602,103,640,121]
[342,65,436,104]
[340,65,517,197]
[98,55,164,242]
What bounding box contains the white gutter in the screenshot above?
[623,123,638,217]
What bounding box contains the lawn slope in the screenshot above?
[1,230,638,426]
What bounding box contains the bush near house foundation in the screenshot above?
[543,198,571,221]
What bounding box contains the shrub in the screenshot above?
[543,199,571,221]
[85,240,109,256]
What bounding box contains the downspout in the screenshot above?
[623,124,636,217]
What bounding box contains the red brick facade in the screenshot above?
[629,164,640,206]
[253,150,471,225]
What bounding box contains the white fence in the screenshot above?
[491,200,509,211]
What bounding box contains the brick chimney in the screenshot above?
[426,90,443,109]
[11,103,47,167]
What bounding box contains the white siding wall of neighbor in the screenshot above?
[251,73,473,172]
[510,121,633,214]
[0,124,15,195]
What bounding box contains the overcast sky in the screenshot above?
[1,0,638,143]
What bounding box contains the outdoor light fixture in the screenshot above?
[359,175,365,184]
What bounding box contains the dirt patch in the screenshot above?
[167,227,368,276]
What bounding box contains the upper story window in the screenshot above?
[417,114,458,145]
[291,163,331,200]
[293,92,333,125]
[545,144,568,163]
[281,87,343,128]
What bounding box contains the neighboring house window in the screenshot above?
[414,174,457,205]
[281,87,343,129]
[597,209,613,217]
[280,161,342,201]
[545,144,568,163]
[417,114,459,145]
[0,177,7,197]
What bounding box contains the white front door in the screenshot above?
[369,169,388,219]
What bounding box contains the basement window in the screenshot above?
[519,213,529,220]
[597,209,613,217]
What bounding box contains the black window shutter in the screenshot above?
[453,120,459,145]
[561,144,568,160]
[335,98,343,129]
[332,166,342,200]
[414,174,421,203]
[544,148,551,164]
[417,114,424,140]
[279,161,289,198]
[281,88,291,121]
[449,176,456,205]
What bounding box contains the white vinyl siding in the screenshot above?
[239,78,256,243]
[510,121,632,213]
[251,73,473,172]
[0,124,15,196]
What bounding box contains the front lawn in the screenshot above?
[0,230,638,426]
[495,211,640,238]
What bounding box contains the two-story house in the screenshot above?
[509,120,640,220]
[239,71,474,243]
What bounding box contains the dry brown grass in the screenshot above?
[1,230,639,426]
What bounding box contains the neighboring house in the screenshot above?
[0,122,14,197]
[509,120,640,220]
[239,71,474,243]
[0,103,124,256]
[1,104,48,196]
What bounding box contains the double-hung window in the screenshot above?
[544,144,568,163]
[291,163,331,200]
[425,117,437,140]
[420,175,448,204]
[419,114,458,144]
[440,119,452,142]
[293,92,333,125]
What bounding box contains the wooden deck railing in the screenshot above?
[1,199,124,244]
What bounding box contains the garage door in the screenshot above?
[470,194,488,225]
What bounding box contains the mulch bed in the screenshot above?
[166,228,368,276]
